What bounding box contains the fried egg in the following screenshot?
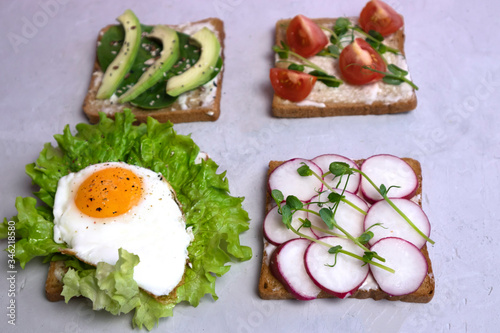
[53,162,193,296]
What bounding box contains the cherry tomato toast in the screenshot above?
[271,7,417,117]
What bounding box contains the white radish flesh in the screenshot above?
[268,158,323,202]
[369,237,427,296]
[311,154,361,193]
[304,236,369,299]
[360,154,418,204]
[269,239,321,300]
[263,205,316,245]
[364,199,431,249]
[307,190,368,239]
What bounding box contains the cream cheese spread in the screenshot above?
[177,21,220,40]
[359,272,379,291]
[296,99,326,108]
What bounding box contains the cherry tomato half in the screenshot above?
[359,0,403,37]
[338,38,386,85]
[286,14,328,58]
[270,68,317,102]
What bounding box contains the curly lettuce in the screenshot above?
[1,110,252,330]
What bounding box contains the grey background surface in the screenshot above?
[1,0,499,332]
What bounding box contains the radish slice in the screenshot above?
[311,154,361,193]
[360,154,418,204]
[268,158,323,202]
[369,237,428,296]
[269,239,321,300]
[304,236,369,298]
[307,190,368,239]
[364,199,430,249]
[263,206,316,245]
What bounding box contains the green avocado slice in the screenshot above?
[117,26,180,103]
[96,9,141,99]
[97,25,223,109]
[166,28,221,97]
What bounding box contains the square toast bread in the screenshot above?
[272,18,417,118]
[83,18,225,124]
[258,158,435,303]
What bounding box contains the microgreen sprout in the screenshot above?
[357,231,374,245]
[356,223,385,245]
[362,64,419,90]
[273,43,344,87]
[280,60,343,87]
[297,164,313,176]
[353,27,400,55]
[274,17,419,90]
[317,207,383,263]
[299,162,367,216]
[299,218,312,231]
[274,41,290,59]
[316,45,341,58]
[327,17,352,48]
[272,162,393,273]
[271,189,284,213]
[328,161,435,245]
[379,184,400,197]
[325,246,341,267]
[308,70,343,88]
[271,193,394,273]
[287,63,305,72]
[320,18,399,60]
[273,43,323,71]
[273,191,341,237]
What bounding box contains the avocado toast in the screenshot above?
[83,10,225,124]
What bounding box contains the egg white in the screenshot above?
[53,162,193,296]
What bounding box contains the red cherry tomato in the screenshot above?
[286,15,328,58]
[270,68,317,102]
[338,38,386,85]
[359,0,404,37]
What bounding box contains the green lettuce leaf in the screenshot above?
[62,248,142,316]
[3,197,63,268]
[133,291,176,330]
[1,110,252,329]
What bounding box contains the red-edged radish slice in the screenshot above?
[364,199,431,249]
[269,239,321,300]
[311,154,361,193]
[307,190,368,238]
[360,154,418,204]
[369,237,428,296]
[268,158,323,202]
[263,206,316,245]
[304,236,369,298]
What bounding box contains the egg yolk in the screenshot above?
[75,167,143,218]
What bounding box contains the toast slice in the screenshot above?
[45,260,183,304]
[258,158,435,303]
[83,18,225,124]
[272,17,417,118]
[45,261,66,302]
